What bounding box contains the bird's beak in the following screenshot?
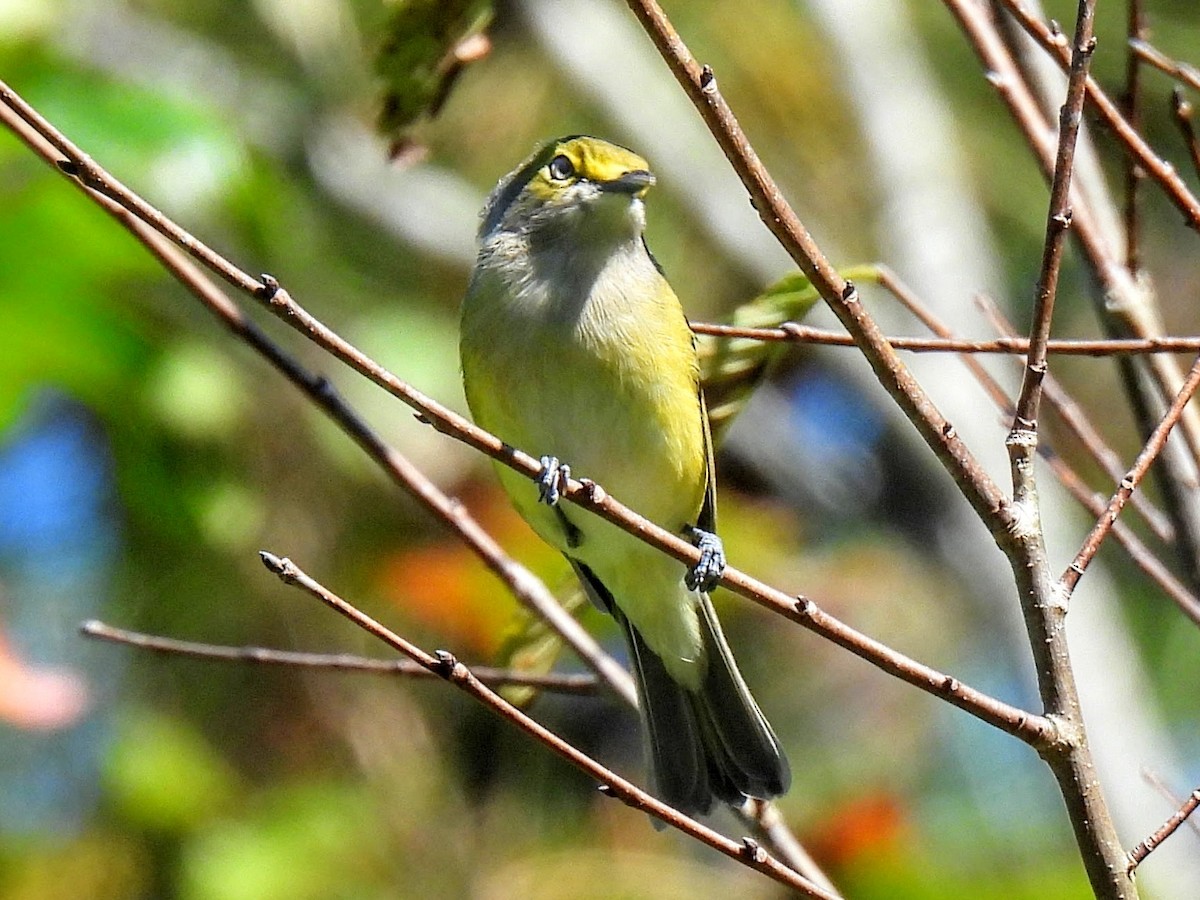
[599,169,655,196]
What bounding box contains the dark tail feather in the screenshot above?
[622,615,713,817]
[619,603,790,815]
[692,593,791,801]
[569,559,789,815]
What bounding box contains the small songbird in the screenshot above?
[459,135,790,815]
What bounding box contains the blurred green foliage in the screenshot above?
[2,0,1199,898]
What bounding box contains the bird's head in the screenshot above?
[479,135,655,245]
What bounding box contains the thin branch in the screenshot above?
[1121,0,1147,271]
[0,79,1056,749]
[875,271,1199,623]
[736,800,841,897]
[1127,786,1200,874]
[954,0,1200,614]
[1171,88,1200,181]
[1142,769,1200,839]
[995,0,1200,232]
[1130,38,1200,94]
[1039,445,1200,626]
[256,551,837,898]
[691,321,1200,356]
[1010,0,1093,433]
[1063,352,1200,593]
[975,295,1174,546]
[80,619,601,694]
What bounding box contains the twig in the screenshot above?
[994,0,1200,232]
[1142,769,1200,839]
[1127,785,1200,874]
[1171,88,1200,181]
[1121,0,1147,271]
[877,271,1198,623]
[1062,352,1200,593]
[0,79,1056,749]
[975,294,1174,546]
[955,0,1200,616]
[256,551,837,898]
[736,800,841,897]
[1009,0,1093,434]
[1130,38,1200,94]
[80,619,601,694]
[690,322,1200,356]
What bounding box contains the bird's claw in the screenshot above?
[537,455,571,506]
[684,526,726,591]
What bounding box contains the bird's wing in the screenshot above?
[697,388,718,535]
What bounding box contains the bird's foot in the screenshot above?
[537,456,571,506]
[684,525,726,591]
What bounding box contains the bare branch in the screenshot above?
[1010,0,1094,433]
[256,551,838,898]
[1127,786,1200,874]
[80,620,601,694]
[1063,353,1200,593]
[1130,38,1200,94]
[994,0,1200,232]
[691,321,1200,356]
[876,271,1199,624]
[0,82,638,707]
[1171,88,1200,181]
[1121,0,1148,271]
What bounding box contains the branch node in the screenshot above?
[433,649,460,679]
[1051,209,1073,229]
[840,280,858,304]
[257,273,281,301]
[793,595,814,619]
[55,158,80,177]
[1005,497,1041,539]
[258,550,296,583]
[1005,427,1038,449]
[1047,581,1071,612]
[941,421,956,440]
[699,64,717,93]
[741,837,766,863]
[579,477,606,503]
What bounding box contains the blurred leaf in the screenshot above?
[698,270,822,444]
[700,264,885,444]
[180,781,392,900]
[373,0,495,155]
[492,585,589,708]
[0,828,149,900]
[105,710,238,833]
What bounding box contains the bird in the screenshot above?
[459,135,790,816]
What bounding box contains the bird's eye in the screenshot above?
[547,154,575,181]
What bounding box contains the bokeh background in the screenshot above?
[2,0,1200,897]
